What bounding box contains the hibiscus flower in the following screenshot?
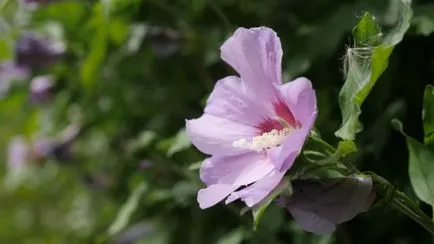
[186,27,317,209]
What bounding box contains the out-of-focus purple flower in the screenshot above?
[7,136,29,171]
[147,26,181,58]
[0,61,29,97]
[83,173,114,190]
[29,75,54,103]
[114,221,155,244]
[185,27,317,209]
[30,138,53,162]
[22,0,60,4]
[139,160,153,170]
[278,176,376,234]
[15,33,64,69]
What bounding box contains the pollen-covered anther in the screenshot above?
[232,128,295,152]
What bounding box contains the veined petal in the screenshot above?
[220,27,283,99]
[268,126,311,171]
[205,76,271,126]
[266,77,317,171]
[197,184,239,209]
[200,153,274,186]
[225,170,285,207]
[278,77,317,126]
[186,114,256,156]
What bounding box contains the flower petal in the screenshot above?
[268,126,311,171]
[200,153,274,186]
[287,207,336,235]
[282,176,375,234]
[220,27,283,99]
[225,170,285,207]
[278,77,317,126]
[186,114,256,156]
[197,184,239,209]
[7,136,29,171]
[205,75,272,127]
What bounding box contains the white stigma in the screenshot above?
[232,128,295,152]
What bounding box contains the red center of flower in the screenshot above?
[256,99,298,134]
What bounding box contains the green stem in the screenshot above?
[369,173,434,235]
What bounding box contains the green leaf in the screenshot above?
[188,161,202,171]
[216,228,244,244]
[353,13,381,46]
[107,182,147,236]
[252,179,291,230]
[167,128,191,156]
[412,3,434,36]
[80,28,107,91]
[80,4,108,92]
[171,181,198,205]
[335,0,412,140]
[393,119,434,207]
[423,85,434,150]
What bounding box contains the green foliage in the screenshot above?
[0,0,434,242]
[423,85,434,150]
[252,179,291,230]
[393,119,434,208]
[412,3,434,36]
[335,0,412,140]
[108,182,147,236]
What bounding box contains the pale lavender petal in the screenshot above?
[205,75,272,126]
[0,62,29,97]
[7,136,29,171]
[225,170,285,207]
[186,114,256,156]
[279,77,317,126]
[200,153,274,186]
[220,27,282,99]
[30,75,54,103]
[268,126,311,171]
[197,184,239,209]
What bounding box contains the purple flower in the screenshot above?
[22,0,61,4]
[7,136,29,171]
[139,160,153,170]
[15,33,63,69]
[29,75,54,103]
[185,27,317,209]
[0,62,29,97]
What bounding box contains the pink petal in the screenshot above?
[278,77,317,126]
[197,184,239,209]
[266,77,317,171]
[7,136,29,171]
[226,170,285,207]
[186,114,256,156]
[220,27,283,100]
[200,153,274,186]
[268,126,311,171]
[205,75,272,126]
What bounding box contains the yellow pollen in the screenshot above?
[232,127,295,152]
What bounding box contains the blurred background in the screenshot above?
[0,0,434,243]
